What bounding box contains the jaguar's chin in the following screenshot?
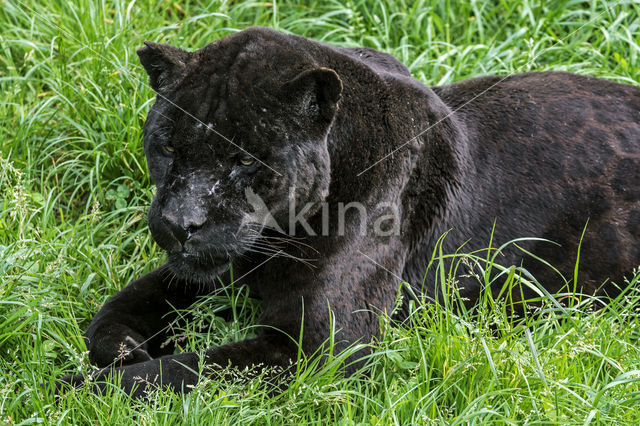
[166,251,232,282]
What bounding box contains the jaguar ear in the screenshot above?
[137,41,190,92]
[282,67,342,122]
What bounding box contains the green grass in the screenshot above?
[1,0,639,423]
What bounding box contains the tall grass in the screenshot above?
[1,0,639,423]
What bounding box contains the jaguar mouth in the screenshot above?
[166,250,233,280]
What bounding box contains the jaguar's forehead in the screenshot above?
[166,29,317,117]
[145,90,280,163]
[147,92,284,157]
[142,27,333,153]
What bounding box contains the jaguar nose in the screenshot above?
[162,216,188,245]
[162,214,205,246]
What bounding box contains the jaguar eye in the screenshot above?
[239,157,255,167]
[164,145,175,154]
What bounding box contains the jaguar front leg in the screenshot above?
[57,332,295,398]
[83,265,218,369]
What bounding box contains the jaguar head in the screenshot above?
[137,28,342,281]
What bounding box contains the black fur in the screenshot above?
[57,27,640,398]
